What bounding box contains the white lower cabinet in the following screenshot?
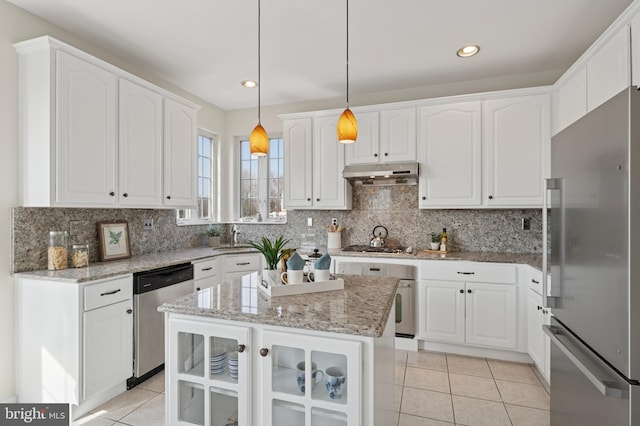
[16,274,133,419]
[166,316,378,426]
[526,268,551,383]
[420,279,517,350]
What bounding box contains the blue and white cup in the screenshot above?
[296,361,324,393]
[325,367,346,399]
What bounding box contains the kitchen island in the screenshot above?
[159,272,399,426]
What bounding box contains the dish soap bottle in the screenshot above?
[440,228,447,252]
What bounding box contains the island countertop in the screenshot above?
[158,273,399,338]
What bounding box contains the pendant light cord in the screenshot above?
[346,0,350,108]
[258,0,262,124]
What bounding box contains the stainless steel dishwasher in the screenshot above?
[127,263,194,388]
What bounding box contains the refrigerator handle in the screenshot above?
[543,325,629,399]
[543,178,562,308]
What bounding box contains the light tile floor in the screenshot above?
[73,350,550,426]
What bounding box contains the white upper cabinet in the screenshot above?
[283,117,313,209]
[418,102,482,207]
[14,36,199,209]
[55,50,118,206]
[586,25,630,112]
[379,107,417,162]
[118,79,163,207]
[283,115,351,210]
[312,115,351,209]
[345,111,379,165]
[483,94,550,207]
[345,108,416,165]
[163,98,197,207]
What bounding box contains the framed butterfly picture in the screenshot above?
[97,221,131,261]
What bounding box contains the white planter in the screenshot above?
[208,236,220,247]
[430,242,440,250]
[262,269,281,287]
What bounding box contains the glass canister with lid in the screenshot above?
[47,231,68,270]
[70,243,89,268]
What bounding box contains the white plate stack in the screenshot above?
[228,351,238,380]
[211,347,227,375]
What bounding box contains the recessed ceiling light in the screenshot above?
[241,80,258,88]
[456,45,480,58]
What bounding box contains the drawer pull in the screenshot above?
[201,267,213,271]
[236,262,251,266]
[126,309,133,314]
[237,344,246,353]
[531,278,540,284]
[459,289,464,293]
[457,272,475,275]
[100,289,121,296]
[259,348,269,357]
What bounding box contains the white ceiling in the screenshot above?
[8,0,634,110]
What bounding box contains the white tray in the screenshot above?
[258,278,344,297]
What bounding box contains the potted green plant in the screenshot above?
[247,235,291,285]
[206,225,221,247]
[429,232,441,250]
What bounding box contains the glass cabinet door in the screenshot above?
[168,318,251,426]
[260,329,361,426]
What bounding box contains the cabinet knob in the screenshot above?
[537,305,542,310]
[307,198,311,202]
[459,289,464,293]
[259,348,269,357]
[237,344,246,353]
[374,153,378,157]
[316,198,320,202]
[467,289,472,294]
[109,191,115,196]
[166,195,171,200]
[422,196,426,200]
[126,309,133,314]
[196,287,201,291]
[543,309,548,315]
[384,152,388,156]
[123,193,128,198]
[531,279,539,284]
[488,195,493,200]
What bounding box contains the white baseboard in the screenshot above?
[1,395,17,403]
[394,336,419,351]
[418,340,534,364]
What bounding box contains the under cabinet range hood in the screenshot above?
[342,162,419,186]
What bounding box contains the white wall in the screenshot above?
[0,0,224,401]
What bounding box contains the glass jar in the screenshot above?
[47,231,68,270]
[70,244,89,268]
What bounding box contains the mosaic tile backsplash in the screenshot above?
[12,185,543,272]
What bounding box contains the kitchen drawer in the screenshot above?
[193,257,219,280]
[84,276,133,311]
[423,262,517,284]
[222,253,261,272]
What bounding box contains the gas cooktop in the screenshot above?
[341,245,408,254]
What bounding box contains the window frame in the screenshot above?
[176,129,219,226]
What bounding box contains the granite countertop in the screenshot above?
[13,245,544,283]
[158,273,399,338]
[330,249,543,271]
[12,246,258,283]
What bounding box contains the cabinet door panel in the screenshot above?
[83,299,133,400]
[421,281,465,343]
[587,26,630,112]
[527,290,545,372]
[313,115,348,209]
[465,282,516,349]
[418,102,481,207]
[164,98,197,207]
[119,79,162,206]
[56,50,116,205]
[345,111,379,165]
[284,118,313,208]
[380,108,416,162]
[483,94,549,207]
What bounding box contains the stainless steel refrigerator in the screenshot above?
[545,87,640,425]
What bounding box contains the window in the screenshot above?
[239,137,286,221]
[177,130,218,224]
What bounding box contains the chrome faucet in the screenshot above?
[230,225,239,246]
